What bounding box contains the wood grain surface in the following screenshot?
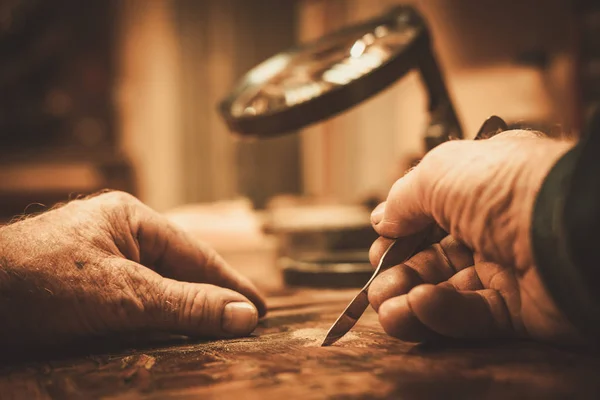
[1,289,600,399]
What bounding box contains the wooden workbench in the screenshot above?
[1,289,600,399]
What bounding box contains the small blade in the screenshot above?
[321,239,400,346]
[321,290,369,346]
[321,228,435,347]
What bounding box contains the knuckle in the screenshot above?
[418,141,467,185]
[88,191,143,231]
[490,129,543,140]
[188,289,212,326]
[174,284,226,333]
[98,191,140,209]
[422,140,463,164]
[368,277,387,312]
[157,282,207,323]
[191,287,230,328]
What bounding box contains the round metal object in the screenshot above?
[280,251,374,288]
[219,6,428,137]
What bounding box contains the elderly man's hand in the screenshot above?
[368,132,584,345]
[0,192,266,350]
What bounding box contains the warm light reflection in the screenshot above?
[284,81,326,106]
[247,54,290,85]
[350,39,366,58]
[323,48,385,85]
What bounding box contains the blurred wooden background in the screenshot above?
[0,0,589,217]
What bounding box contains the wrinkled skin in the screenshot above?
[368,131,585,345]
[0,191,266,351]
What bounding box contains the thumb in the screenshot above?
[370,167,432,239]
[371,139,509,240]
[133,269,259,338]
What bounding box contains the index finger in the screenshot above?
[369,225,447,267]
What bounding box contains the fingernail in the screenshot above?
[222,302,258,336]
[371,202,386,225]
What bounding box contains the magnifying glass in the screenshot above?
[219,5,463,150]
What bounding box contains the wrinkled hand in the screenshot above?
[0,191,266,350]
[368,131,584,345]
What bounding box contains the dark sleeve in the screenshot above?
[532,110,600,342]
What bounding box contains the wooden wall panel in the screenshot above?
[118,0,301,210]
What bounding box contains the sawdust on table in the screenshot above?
[290,328,361,347]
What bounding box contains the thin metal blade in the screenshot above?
[321,239,400,347]
[321,228,436,347]
[321,290,369,346]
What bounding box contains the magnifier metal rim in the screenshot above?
[218,6,428,138]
